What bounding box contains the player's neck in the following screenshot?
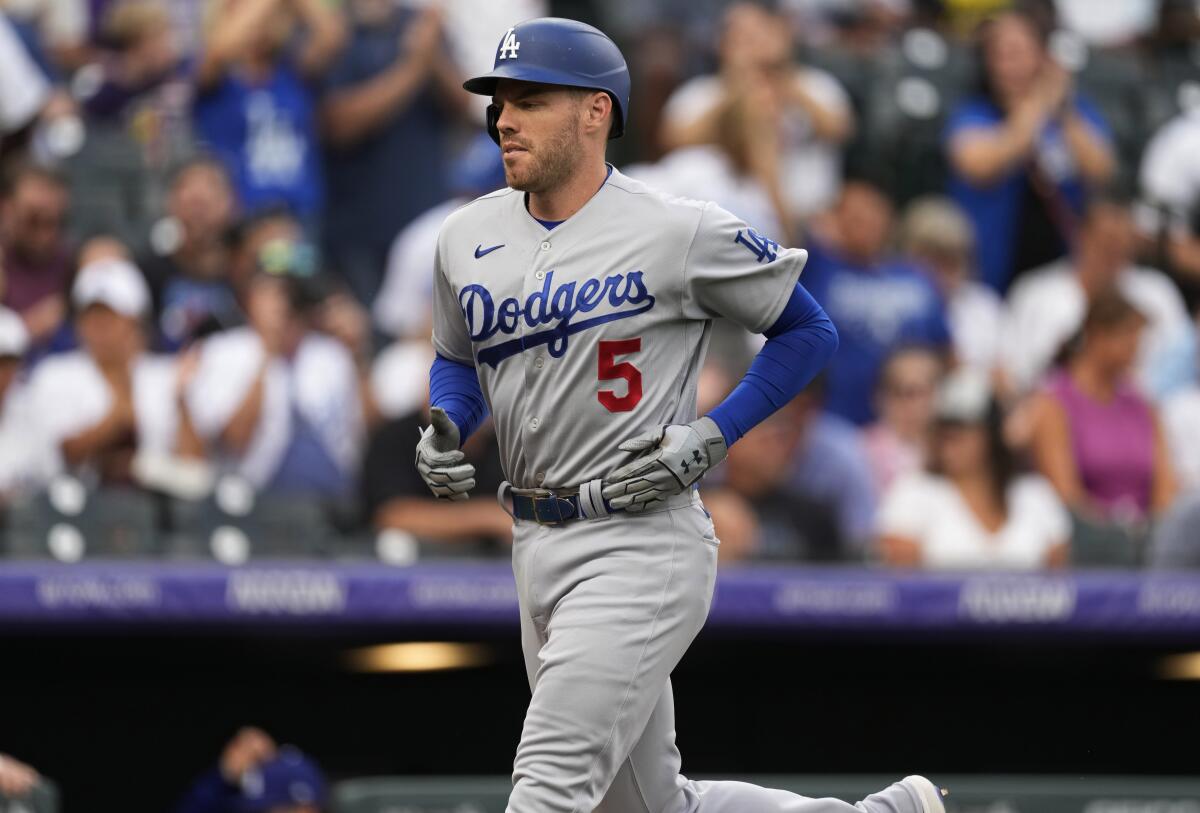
[526,159,610,222]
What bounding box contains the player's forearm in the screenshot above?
[429,353,488,445]
[706,283,838,447]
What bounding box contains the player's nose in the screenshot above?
[495,103,518,136]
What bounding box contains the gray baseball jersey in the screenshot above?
[431,167,806,490]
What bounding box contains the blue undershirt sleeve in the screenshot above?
[429,354,489,444]
[705,283,839,447]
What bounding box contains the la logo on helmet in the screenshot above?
[498,27,521,60]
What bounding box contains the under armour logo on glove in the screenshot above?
[602,418,728,512]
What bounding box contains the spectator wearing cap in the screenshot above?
[802,177,953,425]
[0,164,72,354]
[22,252,185,484]
[320,0,467,304]
[878,368,1070,569]
[659,2,853,222]
[900,196,1005,376]
[183,235,365,497]
[944,9,1114,294]
[175,727,326,813]
[138,155,240,350]
[1030,290,1177,562]
[0,305,49,498]
[193,0,345,223]
[1004,196,1194,400]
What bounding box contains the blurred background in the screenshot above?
[2,0,1200,810]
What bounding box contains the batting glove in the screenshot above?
[602,417,728,512]
[415,407,476,501]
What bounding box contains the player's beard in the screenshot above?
[504,116,583,194]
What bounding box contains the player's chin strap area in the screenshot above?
[497,479,613,525]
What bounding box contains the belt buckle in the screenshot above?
[533,494,576,525]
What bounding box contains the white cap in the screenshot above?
[0,306,29,358]
[935,367,993,424]
[72,258,150,318]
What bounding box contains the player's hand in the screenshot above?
[602,417,728,512]
[415,407,476,501]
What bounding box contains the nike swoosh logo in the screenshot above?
[474,243,504,259]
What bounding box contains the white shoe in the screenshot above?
[900,775,948,813]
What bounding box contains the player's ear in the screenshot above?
[582,91,612,137]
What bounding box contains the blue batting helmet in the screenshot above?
[463,18,630,145]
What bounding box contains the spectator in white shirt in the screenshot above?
[23,252,183,484]
[899,196,1005,375]
[659,1,853,222]
[877,368,1071,570]
[1004,195,1195,399]
[184,238,364,497]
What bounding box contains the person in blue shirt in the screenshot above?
[944,8,1114,294]
[174,727,327,813]
[803,178,952,426]
[320,0,467,305]
[192,0,345,225]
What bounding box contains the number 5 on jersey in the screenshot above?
[598,339,642,412]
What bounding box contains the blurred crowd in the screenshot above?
[1,728,327,812]
[2,0,1200,570]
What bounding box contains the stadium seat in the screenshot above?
[856,29,973,203]
[165,486,340,562]
[0,779,59,813]
[1070,514,1147,567]
[332,777,510,813]
[3,485,162,560]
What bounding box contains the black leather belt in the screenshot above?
[510,491,614,525]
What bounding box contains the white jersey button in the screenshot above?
[534,269,545,280]
[535,471,545,484]
[534,357,544,369]
[530,417,540,430]
[540,241,551,251]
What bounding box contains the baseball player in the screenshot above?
[416,17,948,813]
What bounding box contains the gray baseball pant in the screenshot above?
[506,492,926,813]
